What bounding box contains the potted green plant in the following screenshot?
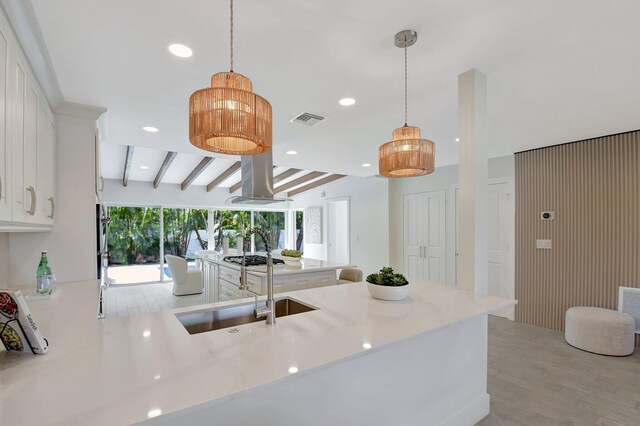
[280,249,303,266]
[365,267,410,301]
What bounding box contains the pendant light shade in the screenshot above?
[378,30,436,178]
[188,0,272,155]
[189,72,272,155]
[379,126,435,177]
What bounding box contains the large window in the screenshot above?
[107,207,161,284]
[103,206,291,285]
[163,208,209,258]
[211,210,250,250]
[295,210,304,251]
[254,211,285,251]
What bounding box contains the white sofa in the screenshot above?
[166,255,203,296]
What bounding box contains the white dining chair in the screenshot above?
[165,255,203,296]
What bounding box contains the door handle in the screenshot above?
[26,186,36,216]
[48,197,55,219]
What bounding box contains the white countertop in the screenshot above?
[0,280,514,425]
[199,253,356,275]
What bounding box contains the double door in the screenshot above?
[403,190,446,284]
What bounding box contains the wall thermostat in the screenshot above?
[541,211,555,221]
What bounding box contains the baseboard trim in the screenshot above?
[440,393,490,426]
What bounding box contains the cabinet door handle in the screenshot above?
[0,176,3,200]
[48,197,55,219]
[26,186,36,216]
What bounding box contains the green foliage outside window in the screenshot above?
[107,207,160,265]
[107,207,289,265]
[211,210,250,250]
[163,208,208,258]
[254,211,285,251]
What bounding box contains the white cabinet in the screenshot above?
[403,191,446,283]
[0,23,9,221]
[202,261,218,303]
[0,6,55,230]
[37,105,56,224]
[210,262,337,302]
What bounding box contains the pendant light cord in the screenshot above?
[230,0,234,72]
[404,37,408,127]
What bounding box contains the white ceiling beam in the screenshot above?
[181,157,214,191]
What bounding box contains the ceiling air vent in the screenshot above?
[289,112,326,127]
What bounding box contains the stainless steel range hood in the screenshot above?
[226,151,292,206]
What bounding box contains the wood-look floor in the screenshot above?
[103,282,206,317]
[478,316,640,426]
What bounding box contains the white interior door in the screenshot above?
[327,199,349,264]
[424,191,446,283]
[403,191,446,284]
[403,193,423,281]
[453,180,514,319]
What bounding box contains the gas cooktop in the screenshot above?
[223,255,285,267]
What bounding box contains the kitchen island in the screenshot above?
[197,252,356,302]
[0,280,514,425]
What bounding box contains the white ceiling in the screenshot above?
[31,0,640,181]
[101,141,335,194]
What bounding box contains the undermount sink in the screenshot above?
[176,297,317,335]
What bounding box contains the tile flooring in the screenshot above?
[479,317,640,425]
[103,281,206,318]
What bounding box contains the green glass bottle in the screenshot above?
[36,251,53,294]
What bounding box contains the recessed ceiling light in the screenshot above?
[140,165,150,170]
[339,97,356,106]
[142,330,151,337]
[147,409,162,418]
[362,342,372,350]
[455,138,460,142]
[361,163,371,168]
[168,43,193,58]
[288,366,299,374]
[143,126,159,133]
[153,374,161,380]
[286,150,297,155]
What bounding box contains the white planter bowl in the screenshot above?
[367,282,409,301]
[281,255,302,266]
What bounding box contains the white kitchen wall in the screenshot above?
[289,176,389,277]
[388,155,514,280]
[8,112,99,288]
[0,233,8,286]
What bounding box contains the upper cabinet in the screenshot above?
[0,7,56,231]
[0,21,10,222]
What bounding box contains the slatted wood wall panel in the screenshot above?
[515,131,640,333]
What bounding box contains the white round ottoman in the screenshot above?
[565,307,635,356]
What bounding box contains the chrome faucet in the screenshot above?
[241,227,276,325]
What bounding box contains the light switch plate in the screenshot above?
[536,239,552,249]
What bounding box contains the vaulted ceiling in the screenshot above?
[29,0,640,182]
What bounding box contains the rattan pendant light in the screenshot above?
[379,30,435,178]
[189,0,272,155]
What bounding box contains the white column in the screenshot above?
[457,69,488,295]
